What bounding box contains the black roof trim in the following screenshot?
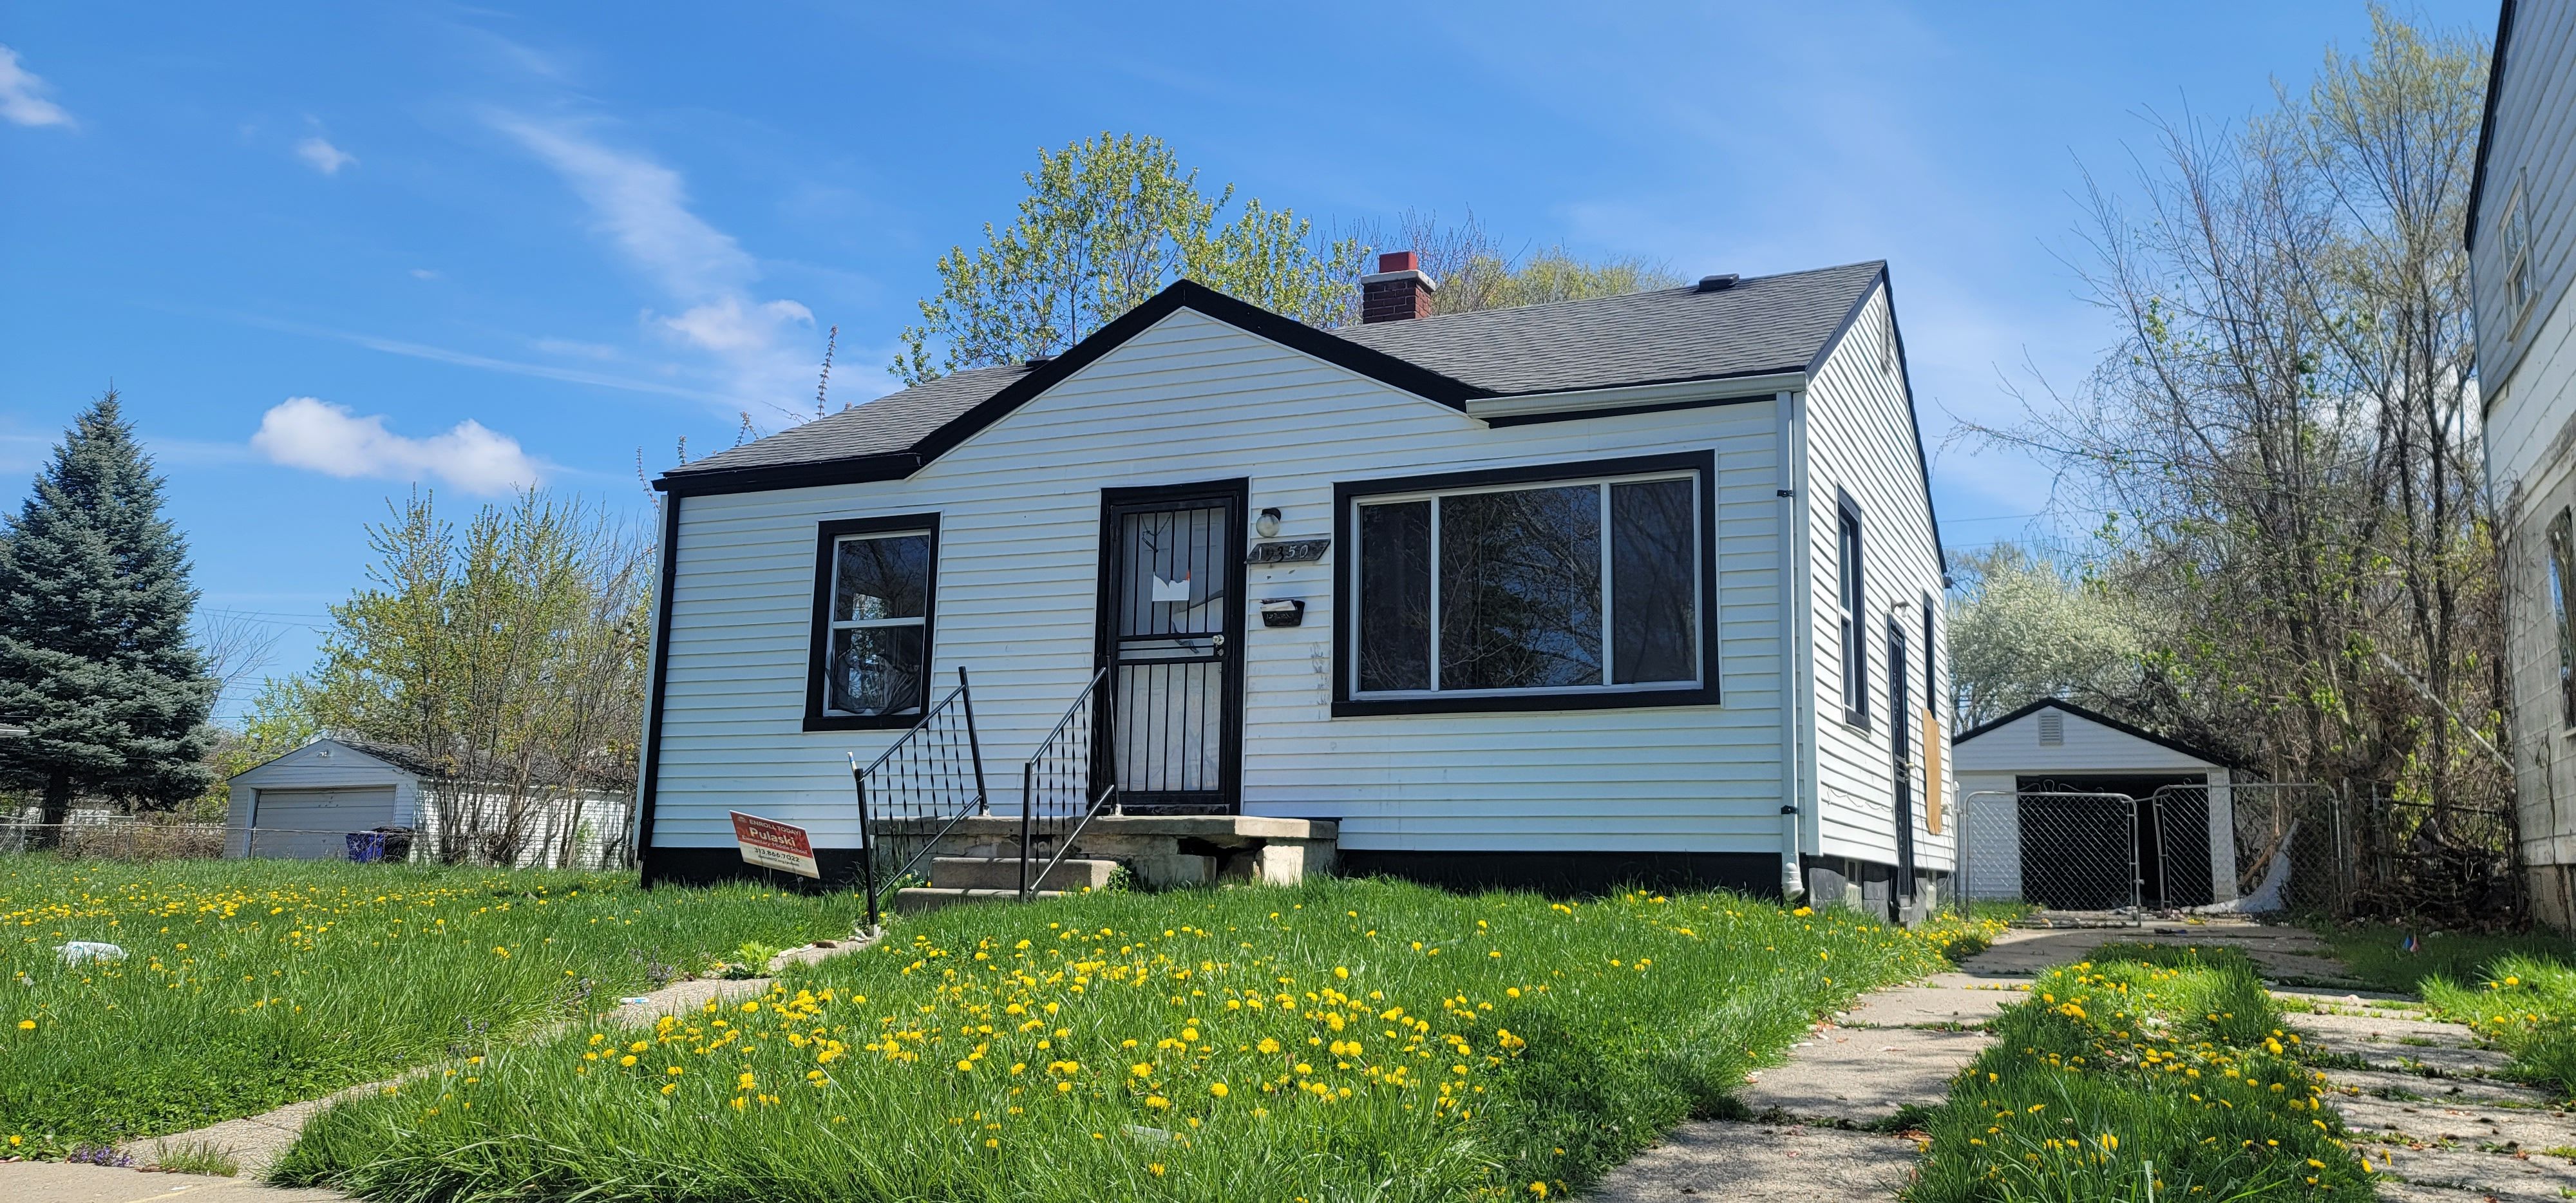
[1803,263,1947,575]
[656,280,1487,497]
[1951,697,2240,770]
[2466,0,2518,251]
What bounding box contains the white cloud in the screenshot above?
[0,46,73,128]
[658,296,813,353]
[251,397,541,495]
[408,268,440,280]
[491,114,815,417]
[493,115,754,299]
[295,136,355,175]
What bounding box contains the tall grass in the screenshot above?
[1,855,867,1153]
[2420,953,2576,1101]
[277,880,1993,1202]
[1909,945,2376,1202]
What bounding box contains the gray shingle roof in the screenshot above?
[676,363,1033,476]
[1334,260,1882,395]
[661,260,1882,482]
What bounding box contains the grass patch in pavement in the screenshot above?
[2314,922,2572,998]
[2420,954,2576,1101]
[276,879,2001,1203]
[1909,944,2379,1202]
[1,855,867,1155]
[2314,923,2575,1101]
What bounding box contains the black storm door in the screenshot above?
[1097,480,1246,812]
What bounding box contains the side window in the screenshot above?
[2503,176,2535,327]
[2550,510,2575,727]
[1921,591,1938,725]
[1837,498,1867,727]
[806,515,938,730]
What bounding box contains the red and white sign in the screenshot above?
[729,811,820,879]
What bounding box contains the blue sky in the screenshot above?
[0,1,2495,718]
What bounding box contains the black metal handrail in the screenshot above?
[1018,667,1117,900]
[849,667,989,929]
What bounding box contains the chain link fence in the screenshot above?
[0,817,636,868]
[1958,782,2524,927]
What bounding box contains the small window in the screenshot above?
[2503,176,2535,327]
[805,514,938,731]
[2038,710,2065,746]
[1336,453,1717,715]
[2550,510,2576,728]
[1837,497,1868,727]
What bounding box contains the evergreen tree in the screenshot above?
[0,392,216,839]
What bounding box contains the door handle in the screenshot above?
[1211,634,1226,648]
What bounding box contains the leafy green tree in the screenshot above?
[0,392,216,838]
[893,133,1361,384]
[287,489,650,866]
[1946,545,2141,725]
[1355,209,1683,315]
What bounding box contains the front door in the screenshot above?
[1889,620,1917,913]
[1097,480,1246,812]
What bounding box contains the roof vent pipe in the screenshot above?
[1696,273,1739,292]
[1360,251,1438,323]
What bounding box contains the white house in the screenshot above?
[226,737,632,868]
[2471,0,2576,932]
[635,256,1953,916]
[1952,699,2238,911]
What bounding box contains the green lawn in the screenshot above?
[276,879,1994,1203]
[1,855,868,1155]
[1909,945,2376,1202]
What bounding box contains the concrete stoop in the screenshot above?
[878,815,1337,906]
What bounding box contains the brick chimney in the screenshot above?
[1360,251,1437,323]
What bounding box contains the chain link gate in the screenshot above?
[1953,781,2512,925]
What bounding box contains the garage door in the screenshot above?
[250,787,400,859]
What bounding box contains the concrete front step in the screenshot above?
[880,814,1337,887]
[896,887,1065,914]
[929,856,1116,892]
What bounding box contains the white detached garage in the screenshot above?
[223,738,422,859]
[224,737,634,867]
[1953,699,2240,911]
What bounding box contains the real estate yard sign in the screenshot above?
[729,811,820,878]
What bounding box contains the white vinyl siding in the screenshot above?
[2477,0,2576,899]
[1799,283,1953,871]
[649,308,1795,855]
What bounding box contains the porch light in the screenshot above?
[1255,507,1282,538]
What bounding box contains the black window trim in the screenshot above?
[804,511,941,732]
[1920,588,1940,730]
[1836,491,1868,730]
[2549,507,2576,730]
[1331,450,1720,717]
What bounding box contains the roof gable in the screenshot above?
[1952,698,2235,770]
[229,737,428,785]
[658,264,1889,497]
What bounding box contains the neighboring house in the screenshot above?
[2472,0,2576,931]
[1952,699,2239,911]
[225,736,631,868]
[636,255,1953,917]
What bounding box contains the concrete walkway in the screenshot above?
[0,931,878,1202]
[1590,919,2576,1202]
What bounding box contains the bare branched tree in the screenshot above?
[1971,10,2497,811]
